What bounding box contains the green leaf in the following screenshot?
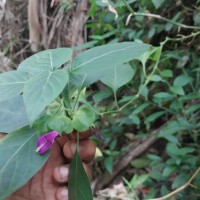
[69,42,150,86]
[147,154,162,162]
[34,115,53,133]
[130,114,140,125]
[170,85,185,95]
[68,149,93,200]
[150,74,163,82]
[0,96,29,133]
[139,85,149,98]
[151,0,164,9]
[186,103,200,114]
[0,71,28,102]
[158,120,191,139]
[23,70,69,122]
[161,185,169,196]
[130,174,150,188]
[166,143,195,157]
[92,89,112,104]
[104,157,113,174]
[46,98,66,116]
[72,106,95,132]
[193,12,200,25]
[173,75,192,87]
[132,103,149,115]
[101,63,135,92]
[0,126,49,200]
[18,48,72,74]
[148,27,156,38]
[109,139,117,151]
[162,165,176,177]
[131,157,150,169]
[137,47,155,72]
[172,173,189,189]
[90,30,117,40]
[160,69,173,77]
[162,135,179,144]
[165,12,181,31]
[146,111,165,122]
[48,115,73,134]
[154,92,172,99]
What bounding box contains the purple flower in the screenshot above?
[36,131,59,155]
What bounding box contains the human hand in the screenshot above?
[6,131,96,200]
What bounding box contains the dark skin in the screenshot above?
[5,131,96,200]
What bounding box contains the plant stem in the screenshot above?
[114,91,119,109]
[165,31,200,42]
[122,0,200,30]
[119,46,162,111]
[72,75,86,112]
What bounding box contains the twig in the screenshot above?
[148,166,200,200]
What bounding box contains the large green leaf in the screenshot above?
[100,63,135,92]
[23,69,69,122]
[0,96,29,133]
[68,149,93,200]
[69,42,150,86]
[18,48,72,74]
[0,127,49,200]
[0,71,28,102]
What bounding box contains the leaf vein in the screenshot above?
[0,82,26,85]
[42,72,52,91]
[0,132,37,173]
[73,45,136,71]
[49,52,53,70]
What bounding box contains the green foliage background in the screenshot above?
[0,0,200,199]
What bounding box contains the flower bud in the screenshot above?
[36,131,59,155]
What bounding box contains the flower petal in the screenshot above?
[36,131,59,155]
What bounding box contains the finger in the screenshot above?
[56,187,68,200]
[56,128,94,148]
[53,163,92,183]
[63,139,96,163]
[54,164,70,183]
[55,165,92,199]
[84,163,93,181]
[0,133,5,139]
[68,129,94,140]
[55,134,69,148]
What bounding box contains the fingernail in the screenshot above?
[61,188,68,198]
[59,167,68,180]
[70,143,77,153]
